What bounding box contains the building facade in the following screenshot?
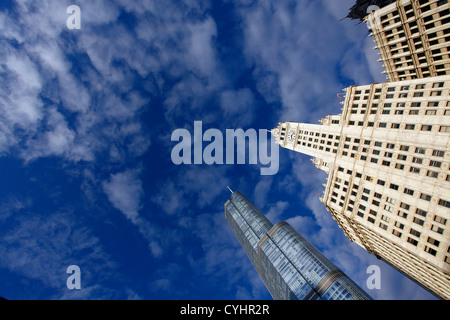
[271,75,450,299]
[366,0,450,81]
[225,191,372,300]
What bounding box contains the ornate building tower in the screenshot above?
[271,75,450,299]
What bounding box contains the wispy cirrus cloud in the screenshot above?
[0,209,118,299]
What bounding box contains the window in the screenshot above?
[434,215,447,225]
[427,101,439,107]
[416,209,427,217]
[432,150,445,157]
[427,237,440,247]
[413,217,425,226]
[407,237,418,246]
[427,171,438,178]
[420,193,432,201]
[400,203,410,210]
[415,147,426,154]
[424,246,437,256]
[421,125,432,131]
[389,183,399,191]
[405,124,415,130]
[429,160,442,168]
[431,91,442,97]
[386,197,395,204]
[398,211,408,219]
[410,228,421,237]
[394,221,404,230]
[439,199,450,209]
[431,224,444,235]
[404,188,414,196]
[412,157,423,164]
[392,230,402,237]
[410,167,420,174]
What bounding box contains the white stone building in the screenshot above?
[366,0,450,81]
[271,75,450,299]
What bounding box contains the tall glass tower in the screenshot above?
[225,190,372,300]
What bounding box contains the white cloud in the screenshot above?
[236,0,385,124]
[102,168,144,223]
[187,17,218,78]
[149,241,163,259]
[265,201,289,224]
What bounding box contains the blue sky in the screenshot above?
[0,0,437,300]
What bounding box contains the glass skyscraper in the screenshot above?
[225,190,372,300]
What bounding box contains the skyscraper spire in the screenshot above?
[225,191,372,300]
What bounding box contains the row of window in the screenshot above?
[346,118,450,133]
[353,89,448,103]
[378,122,450,133]
[329,169,449,259]
[350,100,450,117]
[333,165,450,215]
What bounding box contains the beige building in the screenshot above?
[271,75,450,299]
[366,0,450,81]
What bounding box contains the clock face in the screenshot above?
[287,129,296,142]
